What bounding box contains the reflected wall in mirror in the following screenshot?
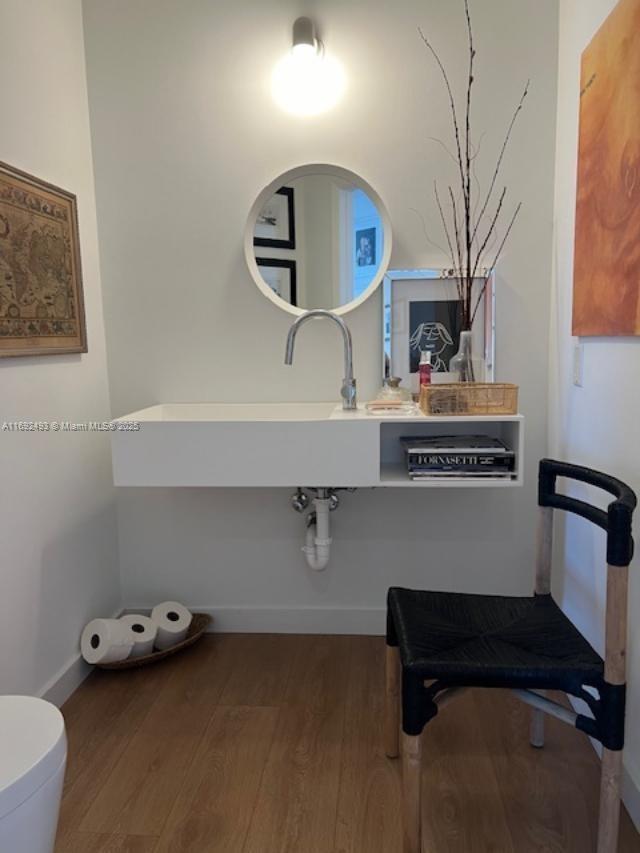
[245,164,392,315]
[383,269,496,394]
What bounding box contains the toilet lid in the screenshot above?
[0,696,66,820]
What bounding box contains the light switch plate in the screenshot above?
[573,342,584,387]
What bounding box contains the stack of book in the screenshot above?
[401,435,515,480]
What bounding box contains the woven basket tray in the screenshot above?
[419,382,519,416]
[96,612,212,670]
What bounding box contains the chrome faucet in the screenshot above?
[284,310,357,410]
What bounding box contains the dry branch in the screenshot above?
[420,0,527,331]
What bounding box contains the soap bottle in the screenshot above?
[419,350,432,386]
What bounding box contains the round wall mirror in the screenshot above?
[244,164,392,315]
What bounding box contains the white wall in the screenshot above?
[82,0,558,632]
[0,0,120,699]
[551,0,640,819]
[297,174,337,309]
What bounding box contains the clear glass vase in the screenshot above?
[377,376,412,402]
[449,330,482,382]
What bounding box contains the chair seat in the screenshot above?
[388,587,604,692]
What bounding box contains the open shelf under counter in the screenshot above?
[377,413,524,489]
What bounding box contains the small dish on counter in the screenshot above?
[364,400,418,416]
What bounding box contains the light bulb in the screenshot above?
[271,46,346,117]
[292,42,316,60]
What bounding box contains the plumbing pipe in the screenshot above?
[302,492,332,570]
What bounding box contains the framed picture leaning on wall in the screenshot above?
[0,161,87,357]
[383,268,495,393]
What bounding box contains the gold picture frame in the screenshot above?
[0,160,87,357]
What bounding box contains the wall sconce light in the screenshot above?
[271,17,346,117]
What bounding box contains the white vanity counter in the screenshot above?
[111,403,524,489]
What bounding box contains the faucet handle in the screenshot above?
[341,378,357,410]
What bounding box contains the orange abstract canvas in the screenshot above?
[573,0,640,336]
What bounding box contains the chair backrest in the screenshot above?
[538,459,636,567]
[537,458,637,688]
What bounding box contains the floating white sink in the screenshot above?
[111,402,380,487]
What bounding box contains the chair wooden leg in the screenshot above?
[597,748,622,853]
[385,645,400,758]
[402,731,422,853]
[530,708,545,748]
[530,697,545,748]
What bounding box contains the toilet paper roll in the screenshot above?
[151,601,193,650]
[81,618,134,665]
[119,614,158,658]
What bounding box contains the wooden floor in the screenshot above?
[55,635,640,853]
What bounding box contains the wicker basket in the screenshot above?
[419,383,519,416]
[96,612,212,670]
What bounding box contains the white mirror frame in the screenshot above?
[244,163,393,317]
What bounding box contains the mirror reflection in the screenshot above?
[252,172,384,310]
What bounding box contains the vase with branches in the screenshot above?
[419,0,528,380]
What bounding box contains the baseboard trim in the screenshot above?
[41,605,384,708]
[40,607,123,708]
[567,695,640,832]
[123,604,387,636]
[40,655,92,708]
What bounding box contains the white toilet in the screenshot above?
[0,696,67,853]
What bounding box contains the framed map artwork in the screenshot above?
[0,161,87,357]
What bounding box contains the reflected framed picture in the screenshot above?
[254,186,295,249]
[256,258,297,305]
[0,160,87,357]
[355,226,376,268]
[382,268,495,392]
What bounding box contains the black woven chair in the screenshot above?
[385,459,636,853]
